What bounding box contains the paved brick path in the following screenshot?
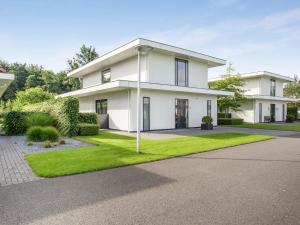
[0,137,39,186]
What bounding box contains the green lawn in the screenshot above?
[26,132,272,178]
[227,122,300,132]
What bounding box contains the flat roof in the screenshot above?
[68,38,226,78]
[0,73,15,96]
[209,71,294,83]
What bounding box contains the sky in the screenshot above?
[1,0,300,78]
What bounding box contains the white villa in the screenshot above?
[209,71,297,123]
[59,38,233,131]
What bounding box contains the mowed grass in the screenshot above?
[25,132,272,178]
[227,122,300,132]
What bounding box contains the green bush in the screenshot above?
[78,123,99,136]
[26,113,56,127]
[286,114,295,123]
[26,126,44,141]
[43,140,53,148]
[218,118,244,125]
[23,97,79,137]
[217,113,231,118]
[2,111,29,135]
[78,112,98,124]
[202,116,213,124]
[27,126,60,142]
[41,127,60,141]
[287,106,297,120]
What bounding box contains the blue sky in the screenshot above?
[1,0,300,78]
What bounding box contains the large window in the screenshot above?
[95,99,107,114]
[102,69,111,83]
[175,58,188,87]
[143,97,150,131]
[270,79,276,96]
[207,100,212,117]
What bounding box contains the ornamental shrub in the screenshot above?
[27,126,59,142]
[217,118,244,125]
[78,113,98,124]
[287,106,298,120]
[26,113,56,127]
[202,116,213,125]
[78,123,99,136]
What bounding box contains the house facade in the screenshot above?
[209,71,297,123]
[59,39,232,131]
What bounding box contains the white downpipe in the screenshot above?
[136,47,141,154]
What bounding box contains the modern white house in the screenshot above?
[59,38,233,131]
[0,71,14,97]
[209,71,297,123]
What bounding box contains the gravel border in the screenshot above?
[10,136,93,153]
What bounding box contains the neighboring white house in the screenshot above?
[59,38,233,131]
[0,71,14,97]
[209,71,297,123]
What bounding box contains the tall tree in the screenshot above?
[284,75,300,99]
[68,44,99,70]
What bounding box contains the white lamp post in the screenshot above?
[136,46,152,154]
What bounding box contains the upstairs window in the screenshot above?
[207,100,212,117]
[270,79,276,96]
[175,58,188,87]
[102,69,111,83]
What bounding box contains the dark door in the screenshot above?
[175,99,188,129]
[270,104,276,122]
[282,104,285,121]
[259,103,262,123]
[143,97,150,131]
[96,99,109,129]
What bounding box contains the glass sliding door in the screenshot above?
[175,99,188,129]
[95,99,108,129]
[143,97,150,131]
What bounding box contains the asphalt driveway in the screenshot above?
[1,135,300,225]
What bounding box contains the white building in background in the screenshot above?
[0,71,14,97]
[209,71,297,123]
[59,38,233,131]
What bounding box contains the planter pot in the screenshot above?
[201,123,213,130]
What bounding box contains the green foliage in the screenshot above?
[201,116,213,124]
[68,45,99,70]
[78,113,98,124]
[78,123,99,136]
[287,106,298,119]
[26,113,56,127]
[43,140,53,148]
[210,73,246,113]
[217,113,231,118]
[284,75,300,99]
[27,126,59,142]
[286,114,295,123]
[15,87,54,107]
[218,118,244,125]
[2,111,29,135]
[23,97,79,137]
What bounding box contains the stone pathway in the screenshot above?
[0,136,39,186]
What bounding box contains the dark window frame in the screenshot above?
[143,97,150,131]
[175,98,189,129]
[175,58,189,87]
[270,79,276,96]
[101,69,111,84]
[207,100,212,117]
[95,99,107,114]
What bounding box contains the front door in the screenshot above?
[175,99,188,129]
[270,104,276,122]
[259,103,262,123]
[96,99,108,129]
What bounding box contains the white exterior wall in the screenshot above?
[129,89,217,131]
[78,90,129,130]
[254,100,287,123]
[82,70,102,88]
[231,100,255,123]
[243,78,261,95]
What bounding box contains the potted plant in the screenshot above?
[201,116,213,130]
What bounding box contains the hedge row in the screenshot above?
[217,113,231,118]
[287,106,298,120]
[218,118,244,125]
[78,112,98,124]
[78,123,99,136]
[23,97,79,137]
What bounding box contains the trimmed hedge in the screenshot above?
[78,123,99,136]
[23,97,79,137]
[217,113,231,118]
[218,118,244,125]
[287,106,298,120]
[78,113,98,124]
[2,111,29,135]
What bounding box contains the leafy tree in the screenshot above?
[14,87,54,107]
[284,75,300,99]
[68,44,99,70]
[56,71,81,93]
[210,63,246,114]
